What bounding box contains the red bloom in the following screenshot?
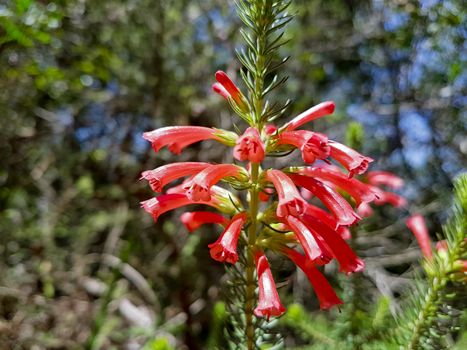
[141,162,210,192]
[264,124,278,135]
[259,187,274,202]
[141,194,220,222]
[371,185,407,208]
[286,215,332,265]
[233,127,265,163]
[276,130,330,164]
[212,82,230,100]
[283,101,335,131]
[208,212,248,264]
[214,71,248,111]
[282,247,343,309]
[304,204,351,240]
[143,126,224,154]
[301,214,365,274]
[406,214,433,259]
[180,211,228,232]
[253,251,286,320]
[185,164,248,201]
[328,141,373,177]
[356,202,373,217]
[265,169,308,218]
[287,174,360,226]
[296,166,376,207]
[367,171,404,189]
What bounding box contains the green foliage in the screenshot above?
[393,174,467,349]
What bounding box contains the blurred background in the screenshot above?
[0,0,465,349]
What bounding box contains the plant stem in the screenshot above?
[245,162,260,350]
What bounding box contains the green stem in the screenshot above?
[245,162,260,350]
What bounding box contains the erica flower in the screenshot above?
[287,173,360,226]
[233,127,265,163]
[286,215,333,265]
[254,251,286,320]
[141,162,210,192]
[213,71,249,112]
[281,247,343,309]
[293,166,376,207]
[141,193,221,222]
[304,204,351,240]
[328,141,373,177]
[301,214,365,274]
[185,164,248,201]
[283,101,335,131]
[275,130,330,164]
[367,171,404,189]
[180,211,228,232]
[265,169,307,218]
[143,126,236,154]
[208,212,248,264]
[406,214,433,259]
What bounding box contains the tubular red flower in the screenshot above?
[266,169,308,218]
[185,164,248,202]
[406,214,433,259]
[367,171,404,189]
[328,141,373,177]
[264,124,278,135]
[286,215,332,265]
[212,82,230,100]
[371,185,407,208]
[301,214,365,274]
[141,194,220,222]
[304,205,351,240]
[276,130,330,164]
[208,212,248,264]
[253,251,286,320]
[259,187,274,202]
[297,166,376,207]
[143,126,222,154]
[287,173,360,226]
[180,211,228,232]
[215,71,247,110]
[281,247,343,309]
[357,202,373,217]
[141,162,210,192]
[283,101,335,131]
[234,127,265,163]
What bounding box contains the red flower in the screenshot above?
[143,126,227,154]
[406,214,433,259]
[282,247,343,309]
[283,101,335,131]
[180,211,228,232]
[208,212,248,264]
[214,71,249,111]
[253,251,286,320]
[264,124,278,135]
[287,174,360,226]
[286,215,332,265]
[371,186,407,208]
[141,193,221,222]
[265,169,307,218]
[296,166,376,207]
[301,214,365,274]
[367,171,404,189]
[328,141,373,177]
[233,127,265,163]
[212,82,230,100]
[185,164,248,201]
[304,204,351,240]
[276,130,330,164]
[140,162,210,192]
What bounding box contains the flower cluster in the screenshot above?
[140,71,404,319]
